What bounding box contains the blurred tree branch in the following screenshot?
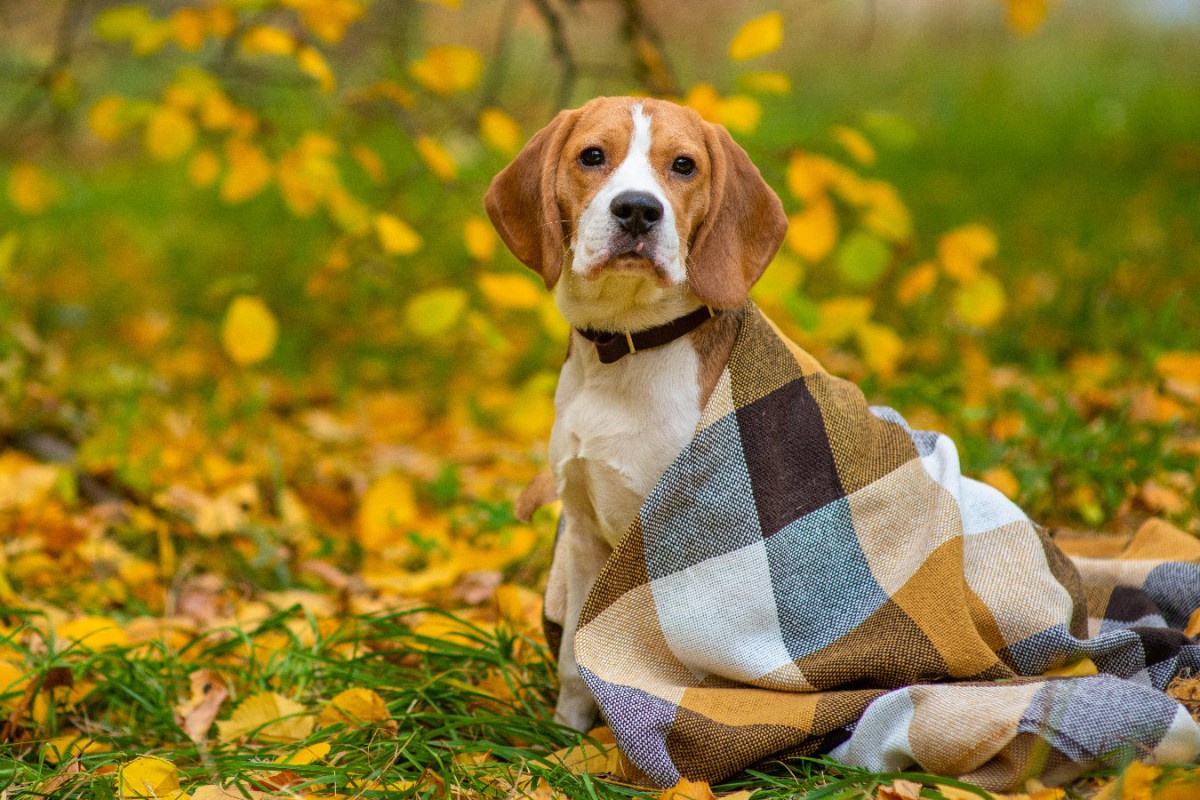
[0,0,87,154]
[528,0,577,110]
[618,0,680,97]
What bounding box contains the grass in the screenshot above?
[1,1,1198,798]
[1,606,1011,799]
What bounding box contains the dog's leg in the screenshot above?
[552,511,611,731]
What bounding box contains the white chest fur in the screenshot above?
[549,334,702,549]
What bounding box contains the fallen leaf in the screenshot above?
[175,669,228,745]
[375,212,423,255]
[221,295,279,366]
[876,779,921,800]
[479,107,523,155]
[409,45,482,95]
[217,691,314,743]
[786,198,838,263]
[118,755,185,800]
[728,12,783,61]
[318,687,390,727]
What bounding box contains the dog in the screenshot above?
[485,96,788,731]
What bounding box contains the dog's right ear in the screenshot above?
[484,109,577,289]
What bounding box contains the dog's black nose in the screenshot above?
[610,191,663,237]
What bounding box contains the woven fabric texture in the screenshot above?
[566,304,1200,790]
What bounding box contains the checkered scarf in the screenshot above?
[556,304,1200,791]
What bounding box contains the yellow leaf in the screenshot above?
[217,691,313,743]
[365,80,416,108]
[134,22,171,56]
[786,151,840,202]
[405,287,469,338]
[374,213,423,255]
[861,181,912,242]
[420,0,462,7]
[170,8,207,51]
[683,83,721,124]
[188,149,221,188]
[88,95,128,142]
[855,322,904,380]
[1156,352,1200,387]
[1042,657,1098,678]
[199,91,236,130]
[220,295,279,366]
[464,217,497,261]
[738,70,791,95]
[297,46,335,93]
[415,135,457,181]
[205,7,237,38]
[495,584,544,631]
[786,198,838,263]
[978,465,1021,500]
[356,474,419,552]
[118,755,185,800]
[328,187,371,234]
[479,107,523,156]
[7,163,62,215]
[658,777,717,800]
[715,95,762,135]
[831,125,876,166]
[409,45,483,95]
[284,0,366,42]
[145,106,196,161]
[220,139,272,203]
[242,25,295,56]
[95,5,153,41]
[410,614,487,650]
[1007,0,1049,35]
[896,261,938,305]
[56,616,129,650]
[479,273,542,310]
[352,144,386,183]
[318,687,390,727]
[550,737,620,775]
[43,731,110,764]
[953,272,1007,328]
[938,224,998,282]
[728,12,783,61]
[276,741,331,765]
[816,296,874,344]
[1117,762,1161,800]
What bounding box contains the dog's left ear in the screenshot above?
[687,123,788,308]
[484,109,577,289]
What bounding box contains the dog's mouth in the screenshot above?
[586,237,671,281]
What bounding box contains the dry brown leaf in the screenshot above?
[175,669,228,746]
[876,779,922,800]
[514,471,558,522]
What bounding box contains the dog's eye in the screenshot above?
[579,148,605,167]
[671,156,696,176]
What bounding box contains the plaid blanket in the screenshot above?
[556,304,1200,791]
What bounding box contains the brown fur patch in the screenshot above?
[690,307,745,408]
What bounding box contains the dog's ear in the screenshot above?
[687,122,787,308]
[484,109,577,289]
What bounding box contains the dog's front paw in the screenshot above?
[554,678,599,731]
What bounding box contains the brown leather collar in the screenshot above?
[576,305,717,364]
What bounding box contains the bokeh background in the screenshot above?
[0,2,1199,795]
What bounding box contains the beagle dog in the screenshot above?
[485,96,787,730]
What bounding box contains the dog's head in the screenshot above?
[485,97,787,330]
